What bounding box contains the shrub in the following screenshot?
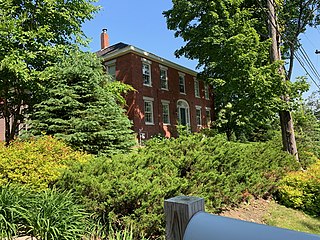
[0,185,29,238]
[0,184,89,239]
[57,134,298,239]
[0,136,91,190]
[277,160,320,215]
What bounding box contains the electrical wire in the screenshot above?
[257,0,320,89]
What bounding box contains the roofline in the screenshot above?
[99,45,198,77]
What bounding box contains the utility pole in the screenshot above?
[267,0,299,161]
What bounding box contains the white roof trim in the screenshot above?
[101,45,197,77]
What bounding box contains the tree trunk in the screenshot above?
[267,0,299,161]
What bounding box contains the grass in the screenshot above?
[264,201,320,235]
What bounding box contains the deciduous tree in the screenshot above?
[0,0,99,144]
[163,0,309,148]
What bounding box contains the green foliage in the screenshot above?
[0,0,99,144]
[0,136,90,189]
[0,184,89,239]
[27,189,88,240]
[163,0,309,141]
[0,185,29,238]
[293,99,320,167]
[278,160,320,216]
[57,134,298,239]
[28,51,135,155]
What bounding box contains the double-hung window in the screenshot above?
[204,84,210,100]
[194,78,200,98]
[143,97,154,125]
[205,107,211,126]
[179,73,186,94]
[160,65,168,90]
[106,60,116,81]
[196,106,202,126]
[161,100,170,125]
[142,58,152,86]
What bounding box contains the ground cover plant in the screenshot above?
[57,133,298,239]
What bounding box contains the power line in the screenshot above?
[258,0,320,89]
[299,46,320,81]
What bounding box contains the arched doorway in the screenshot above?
[177,99,190,126]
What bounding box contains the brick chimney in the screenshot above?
[101,28,109,49]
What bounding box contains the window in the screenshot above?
[143,97,154,124]
[142,63,151,86]
[206,108,211,126]
[179,73,186,94]
[160,66,168,90]
[106,60,116,81]
[196,106,202,126]
[161,100,170,125]
[194,78,200,98]
[177,100,190,126]
[204,84,210,100]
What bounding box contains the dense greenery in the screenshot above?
[57,134,298,239]
[0,136,91,189]
[0,184,88,239]
[0,0,99,144]
[163,0,311,143]
[278,160,320,216]
[28,52,135,155]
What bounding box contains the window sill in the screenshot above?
[145,122,155,125]
[161,88,169,91]
[180,92,186,95]
[163,123,171,126]
[143,84,152,87]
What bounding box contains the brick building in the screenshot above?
[0,30,215,142]
[97,29,214,140]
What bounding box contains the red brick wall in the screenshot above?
[106,52,214,139]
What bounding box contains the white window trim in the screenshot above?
[204,84,210,100]
[196,105,202,127]
[106,59,116,65]
[177,99,190,127]
[179,73,186,94]
[160,65,169,90]
[142,58,152,87]
[161,100,171,125]
[194,78,200,98]
[106,62,116,81]
[205,107,211,126]
[143,97,154,125]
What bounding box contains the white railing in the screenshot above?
[164,196,320,240]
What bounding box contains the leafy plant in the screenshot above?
[0,185,29,238]
[0,136,91,190]
[27,189,88,240]
[277,160,320,216]
[0,184,90,239]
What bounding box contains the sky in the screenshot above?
[82,0,320,98]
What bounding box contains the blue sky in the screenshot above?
[82,0,320,97]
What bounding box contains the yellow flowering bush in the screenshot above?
[278,160,320,215]
[0,136,91,190]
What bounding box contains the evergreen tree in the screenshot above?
[0,0,98,144]
[29,52,135,155]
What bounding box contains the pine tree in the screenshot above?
[29,51,135,155]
